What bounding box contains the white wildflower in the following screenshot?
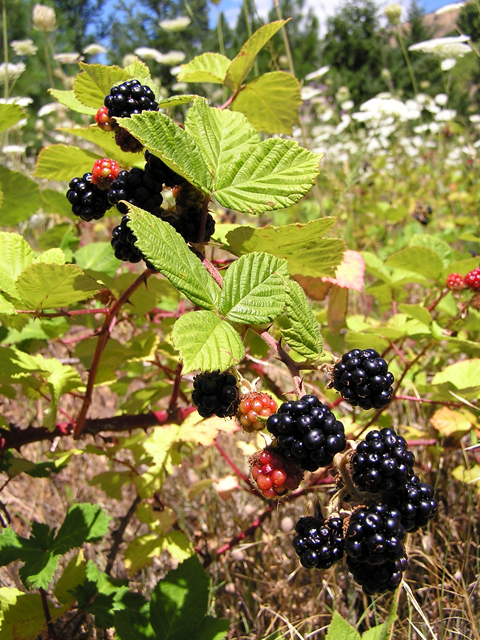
[469,115,480,123]
[416,93,428,104]
[171,82,188,92]
[32,4,57,31]
[435,109,457,121]
[409,36,472,58]
[122,54,137,67]
[3,144,26,154]
[425,101,441,114]
[0,96,32,106]
[429,122,441,134]
[38,102,60,117]
[435,93,448,106]
[414,123,430,133]
[54,52,82,64]
[341,100,354,111]
[321,108,334,122]
[435,2,464,14]
[441,57,457,71]
[301,86,322,101]
[159,17,191,32]
[384,4,402,25]
[134,48,164,63]
[83,43,107,55]
[305,65,330,82]
[170,65,182,76]
[159,51,186,66]
[10,39,37,56]
[335,114,351,135]
[0,62,26,83]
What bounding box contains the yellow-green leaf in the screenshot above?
[0,103,27,134]
[34,144,100,182]
[177,53,231,84]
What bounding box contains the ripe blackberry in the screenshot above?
[66,173,112,221]
[107,168,164,215]
[347,554,407,595]
[344,503,406,566]
[464,267,480,291]
[91,158,121,190]
[111,215,142,264]
[174,181,205,213]
[332,349,394,410]
[351,428,415,493]
[145,150,183,189]
[250,447,303,498]
[237,392,278,432]
[104,79,158,119]
[172,181,215,243]
[266,395,347,472]
[95,106,116,132]
[388,475,437,532]
[446,273,466,291]
[114,127,144,153]
[293,515,344,570]
[191,371,240,419]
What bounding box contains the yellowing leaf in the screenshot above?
[178,412,239,447]
[452,464,480,493]
[430,407,476,439]
[187,478,215,500]
[213,475,240,500]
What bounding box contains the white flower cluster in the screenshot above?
[134,48,186,66]
[0,62,26,83]
[408,36,472,58]
[10,39,38,56]
[159,17,191,32]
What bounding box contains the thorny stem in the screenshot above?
[168,363,183,413]
[428,288,449,312]
[105,494,142,575]
[40,588,59,640]
[395,395,469,408]
[214,440,260,495]
[256,329,304,397]
[73,269,153,438]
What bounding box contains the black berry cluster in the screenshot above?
[66,173,112,221]
[145,150,182,189]
[111,215,155,269]
[173,181,216,243]
[104,79,158,119]
[192,371,240,418]
[351,428,415,493]
[332,349,394,410]
[293,515,344,570]
[107,167,164,215]
[388,475,437,532]
[266,395,347,472]
[344,503,407,594]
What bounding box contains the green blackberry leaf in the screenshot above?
[281,280,323,359]
[177,53,231,84]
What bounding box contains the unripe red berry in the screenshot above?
[91,158,121,190]
[236,392,277,433]
[95,106,116,132]
[446,273,466,291]
[249,447,303,499]
[464,267,480,291]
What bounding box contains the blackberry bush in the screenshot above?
[249,447,303,498]
[293,515,344,570]
[191,371,240,418]
[266,395,347,472]
[350,428,415,493]
[332,349,395,410]
[66,173,112,221]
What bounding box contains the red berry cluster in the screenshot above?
[91,158,121,190]
[94,106,115,132]
[236,392,278,432]
[446,268,480,292]
[250,448,303,499]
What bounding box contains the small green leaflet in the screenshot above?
[177,53,231,84]
[49,88,98,115]
[52,504,112,555]
[15,263,101,310]
[0,103,27,134]
[0,232,34,298]
[60,126,144,167]
[385,246,444,281]
[218,253,288,324]
[75,242,121,278]
[172,311,245,374]
[281,280,323,359]
[34,144,101,182]
[126,206,220,310]
[325,612,360,640]
[185,99,259,176]
[224,20,288,91]
[74,62,131,109]
[432,359,480,390]
[231,71,301,135]
[0,166,40,225]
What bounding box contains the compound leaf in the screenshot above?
[281,279,323,359]
[15,263,101,310]
[232,71,301,135]
[432,359,480,391]
[213,138,321,214]
[126,205,220,310]
[171,311,245,374]
[219,252,287,324]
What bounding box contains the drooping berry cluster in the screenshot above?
[66,173,112,221]
[293,515,344,570]
[446,273,466,291]
[104,79,158,119]
[107,167,164,215]
[111,215,154,267]
[464,267,480,291]
[266,395,347,472]
[387,475,438,532]
[173,181,216,243]
[191,371,240,419]
[250,448,303,498]
[350,428,415,493]
[344,503,407,594]
[332,349,394,410]
[91,158,121,190]
[145,150,181,189]
[236,392,278,432]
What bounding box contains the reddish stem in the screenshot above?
[16,307,108,318]
[395,395,467,408]
[214,440,260,495]
[428,288,449,312]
